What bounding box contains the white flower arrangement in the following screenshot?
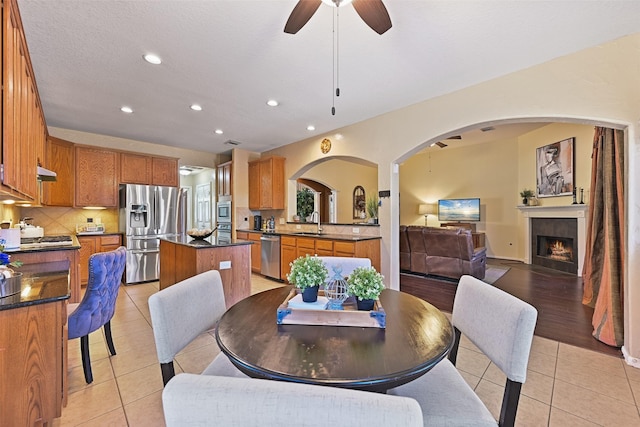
[287,255,328,290]
[347,266,385,301]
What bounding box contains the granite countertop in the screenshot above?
[161,235,252,248]
[5,235,82,254]
[0,261,71,311]
[236,229,381,242]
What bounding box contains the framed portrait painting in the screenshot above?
[536,137,575,198]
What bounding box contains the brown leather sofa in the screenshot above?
[401,226,487,280]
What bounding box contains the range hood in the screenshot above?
[37,165,57,182]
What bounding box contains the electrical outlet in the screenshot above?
[296,224,301,229]
[219,261,231,270]
[352,227,360,234]
[279,218,285,225]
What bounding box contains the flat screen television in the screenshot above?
[438,198,481,222]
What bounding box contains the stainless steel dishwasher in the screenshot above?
[260,234,281,279]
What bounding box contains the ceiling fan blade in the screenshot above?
[284,0,323,34]
[435,142,448,148]
[352,0,392,35]
[447,135,462,140]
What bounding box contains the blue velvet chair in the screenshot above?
[68,246,126,383]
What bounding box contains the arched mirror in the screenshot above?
[353,186,366,219]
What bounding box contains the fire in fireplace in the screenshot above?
[531,217,579,274]
[538,236,574,263]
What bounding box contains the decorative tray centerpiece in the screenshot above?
[277,288,386,328]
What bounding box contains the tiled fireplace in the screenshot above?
[518,205,588,276]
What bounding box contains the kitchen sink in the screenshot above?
[292,232,325,236]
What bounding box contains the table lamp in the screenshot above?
[418,203,437,226]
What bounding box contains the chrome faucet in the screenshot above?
[312,211,323,234]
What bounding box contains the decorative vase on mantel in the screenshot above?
[302,285,320,303]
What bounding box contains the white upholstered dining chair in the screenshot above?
[163,373,423,427]
[317,256,371,282]
[148,270,245,385]
[389,275,538,427]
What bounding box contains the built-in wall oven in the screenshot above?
[217,223,232,244]
[217,201,232,223]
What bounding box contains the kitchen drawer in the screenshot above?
[281,236,296,247]
[248,233,262,242]
[316,240,333,251]
[296,237,315,250]
[100,235,121,246]
[236,231,248,240]
[334,241,355,255]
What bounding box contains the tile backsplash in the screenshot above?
[19,207,118,235]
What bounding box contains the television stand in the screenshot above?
[440,222,476,232]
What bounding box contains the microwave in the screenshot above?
[217,201,232,223]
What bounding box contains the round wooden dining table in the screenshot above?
[215,286,454,393]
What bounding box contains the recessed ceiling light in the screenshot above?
[266,99,279,107]
[143,54,162,65]
[190,104,202,111]
[215,129,224,135]
[120,106,133,113]
[307,125,315,131]
[334,133,344,140]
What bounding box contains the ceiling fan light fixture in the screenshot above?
[321,0,354,7]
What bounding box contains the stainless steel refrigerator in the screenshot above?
[119,184,187,284]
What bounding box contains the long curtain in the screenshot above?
[582,127,625,347]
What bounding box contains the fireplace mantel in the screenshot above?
[518,205,589,276]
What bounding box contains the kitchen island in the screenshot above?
[0,261,71,426]
[159,236,252,307]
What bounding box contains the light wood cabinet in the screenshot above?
[75,145,119,207]
[1,0,46,202]
[280,235,381,281]
[78,234,122,285]
[237,231,261,273]
[217,161,232,197]
[152,156,178,187]
[120,152,152,184]
[280,236,297,280]
[42,136,75,206]
[0,298,67,426]
[248,156,285,210]
[120,153,178,187]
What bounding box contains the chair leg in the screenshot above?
[448,327,462,365]
[104,320,117,356]
[80,335,93,384]
[160,362,176,386]
[499,379,523,427]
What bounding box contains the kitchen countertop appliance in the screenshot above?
[119,184,187,284]
[260,234,281,280]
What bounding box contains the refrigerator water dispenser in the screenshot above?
[130,204,148,227]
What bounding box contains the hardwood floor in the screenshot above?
[400,258,623,358]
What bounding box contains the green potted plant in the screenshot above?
[296,188,315,223]
[366,195,379,224]
[519,189,535,205]
[287,254,328,302]
[346,266,385,311]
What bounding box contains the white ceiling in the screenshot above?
[17,0,640,155]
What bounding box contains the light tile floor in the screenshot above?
[54,275,640,426]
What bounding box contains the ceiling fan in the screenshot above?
[284,0,392,35]
[434,135,462,149]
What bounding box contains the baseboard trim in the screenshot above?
[622,346,640,368]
